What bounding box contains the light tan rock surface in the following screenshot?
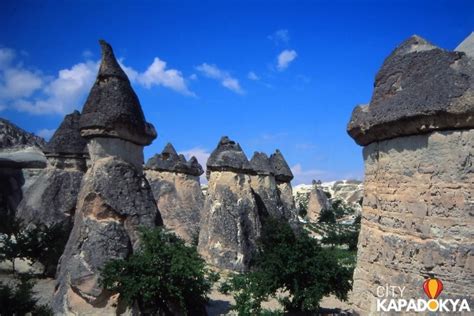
[145,169,204,243]
[348,34,474,314]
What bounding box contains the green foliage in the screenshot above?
[0,221,70,276]
[0,275,53,316]
[318,208,336,223]
[100,227,219,315]
[295,192,308,218]
[221,217,353,315]
[321,226,360,251]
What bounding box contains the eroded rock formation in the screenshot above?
[249,152,285,219]
[52,40,161,314]
[347,34,474,313]
[16,110,88,228]
[0,118,47,233]
[145,143,204,243]
[307,185,331,222]
[198,136,261,272]
[270,149,297,220]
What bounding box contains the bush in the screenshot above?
[0,221,70,276]
[221,217,353,315]
[100,227,219,315]
[318,208,336,223]
[0,275,53,316]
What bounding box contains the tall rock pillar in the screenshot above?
[347,35,474,313]
[145,143,204,244]
[52,40,161,314]
[198,136,261,272]
[249,152,285,219]
[270,149,297,220]
[17,110,88,229]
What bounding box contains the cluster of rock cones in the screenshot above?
[0,31,473,314]
[0,40,299,314]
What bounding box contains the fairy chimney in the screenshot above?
[52,40,162,314]
[198,136,261,271]
[145,143,204,243]
[347,34,474,313]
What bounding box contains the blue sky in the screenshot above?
[1,0,473,184]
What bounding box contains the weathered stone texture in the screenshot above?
[352,130,474,313]
[145,169,204,243]
[16,168,83,227]
[52,40,161,315]
[198,171,261,272]
[249,152,286,219]
[79,40,156,145]
[52,157,160,314]
[348,35,474,146]
[307,186,330,222]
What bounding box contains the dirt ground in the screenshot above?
[1,267,354,315]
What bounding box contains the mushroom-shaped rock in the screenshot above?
[52,40,163,315]
[206,136,253,175]
[269,149,293,183]
[347,34,474,146]
[145,143,204,177]
[79,40,157,145]
[269,149,296,220]
[250,152,275,175]
[17,112,87,233]
[198,137,261,271]
[145,144,204,244]
[249,152,287,219]
[43,110,88,159]
[347,35,474,314]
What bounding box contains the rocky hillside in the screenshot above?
[0,118,46,149]
[294,180,363,215]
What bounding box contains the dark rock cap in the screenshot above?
[79,40,157,145]
[347,35,474,146]
[206,136,253,174]
[269,149,293,182]
[43,110,88,157]
[250,152,275,175]
[145,143,203,176]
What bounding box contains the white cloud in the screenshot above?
[179,147,211,183]
[189,73,198,80]
[268,29,290,44]
[14,60,99,115]
[0,48,15,68]
[0,68,43,100]
[291,163,326,185]
[277,49,297,71]
[247,71,260,81]
[136,57,195,96]
[1,46,195,115]
[36,128,56,140]
[195,63,244,94]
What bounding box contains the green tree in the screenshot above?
[318,208,336,223]
[0,221,70,276]
[0,275,53,316]
[221,218,353,315]
[100,227,219,315]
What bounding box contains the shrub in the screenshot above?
[100,227,219,315]
[221,217,353,315]
[318,208,336,223]
[0,221,70,276]
[0,275,53,315]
